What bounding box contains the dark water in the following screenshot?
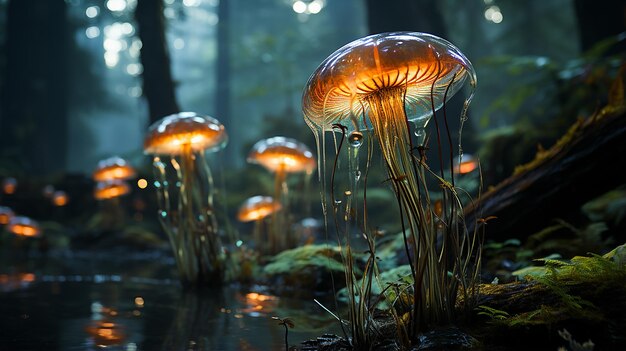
[0,251,338,351]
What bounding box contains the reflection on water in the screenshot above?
[0,253,338,350]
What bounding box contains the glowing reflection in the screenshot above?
[134,297,144,307]
[0,272,36,292]
[126,63,143,76]
[85,320,126,347]
[240,292,278,315]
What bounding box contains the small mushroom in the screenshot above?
[7,216,41,238]
[93,156,136,182]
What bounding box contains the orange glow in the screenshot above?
[93,156,136,182]
[0,206,14,225]
[7,216,41,237]
[144,112,228,155]
[2,177,17,194]
[242,292,278,314]
[52,191,69,206]
[85,320,125,346]
[134,297,144,307]
[94,180,130,200]
[453,154,478,174]
[237,196,282,222]
[137,178,148,189]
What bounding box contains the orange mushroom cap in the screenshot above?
[247,136,316,174]
[143,112,228,155]
[302,31,476,132]
[237,196,282,222]
[94,180,131,200]
[0,206,15,225]
[453,153,478,174]
[7,216,41,237]
[93,156,136,182]
[52,190,69,207]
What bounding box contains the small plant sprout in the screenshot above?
[144,112,228,288]
[272,316,295,351]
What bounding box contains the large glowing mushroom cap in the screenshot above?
[93,156,136,182]
[143,112,228,155]
[302,31,477,132]
[237,196,282,222]
[94,180,131,200]
[7,216,41,238]
[247,136,316,174]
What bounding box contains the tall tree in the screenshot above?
[135,0,180,124]
[216,0,233,163]
[0,0,68,175]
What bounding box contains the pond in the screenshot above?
[0,250,339,351]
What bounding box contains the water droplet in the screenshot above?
[355,170,361,181]
[348,131,363,148]
[334,199,342,205]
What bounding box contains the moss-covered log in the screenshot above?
[464,106,626,241]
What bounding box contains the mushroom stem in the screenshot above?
[365,86,453,332]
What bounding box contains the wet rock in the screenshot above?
[412,327,480,351]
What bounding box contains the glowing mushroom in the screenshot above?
[94,180,130,200]
[52,190,69,207]
[237,195,282,253]
[93,156,136,182]
[302,32,478,335]
[453,153,478,174]
[2,177,17,195]
[0,206,15,225]
[7,216,41,238]
[247,136,315,252]
[144,112,228,287]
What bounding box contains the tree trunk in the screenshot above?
[135,0,180,124]
[0,0,68,175]
[215,0,233,164]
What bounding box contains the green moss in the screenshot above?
[263,244,348,277]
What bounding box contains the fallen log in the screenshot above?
[464,105,626,241]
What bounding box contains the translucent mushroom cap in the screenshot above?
[302,31,477,132]
[237,196,282,222]
[7,216,41,237]
[247,136,316,174]
[143,112,228,155]
[94,180,131,200]
[0,206,15,225]
[93,156,136,182]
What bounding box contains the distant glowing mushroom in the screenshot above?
[94,180,130,200]
[237,196,282,253]
[453,153,478,174]
[52,190,69,207]
[7,216,41,238]
[302,31,478,334]
[0,206,15,225]
[93,156,136,182]
[247,136,316,252]
[144,112,229,287]
[2,177,17,195]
